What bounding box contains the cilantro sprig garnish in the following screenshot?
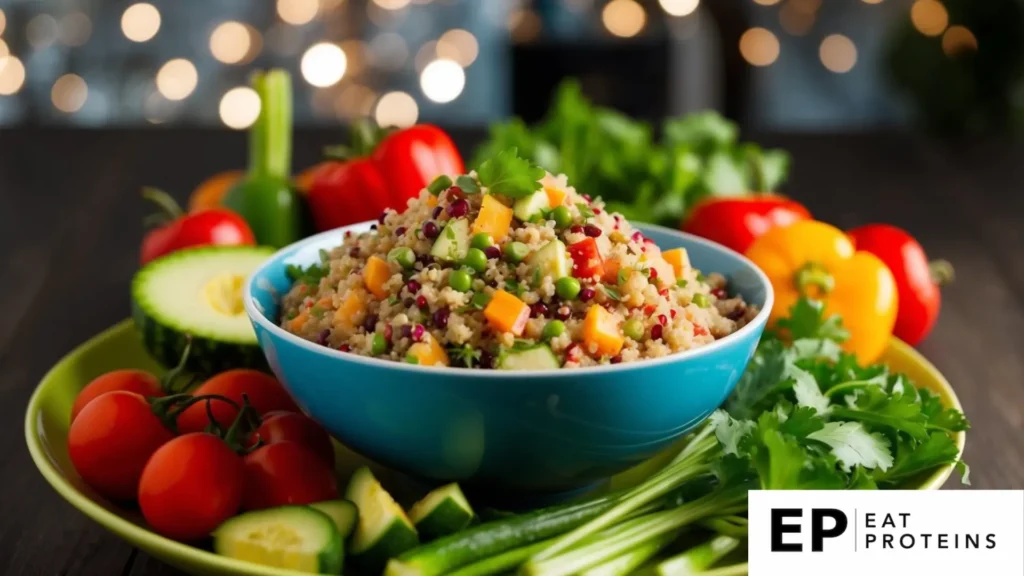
[476,147,545,198]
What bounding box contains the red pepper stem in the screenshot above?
[141,187,184,223]
[248,69,292,181]
[794,262,835,298]
[929,259,955,287]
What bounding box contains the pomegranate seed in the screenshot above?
[407,280,421,293]
[631,231,644,244]
[583,224,602,238]
[579,288,596,302]
[658,314,668,326]
[727,304,747,321]
[384,324,393,342]
[378,210,389,225]
[338,344,351,352]
[412,324,426,342]
[648,268,658,280]
[432,206,443,219]
[416,295,428,309]
[565,343,580,361]
[417,253,434,266]
[610,355,622,364]
[400,325,412,339]
[345,231,352,238]
[694,324,709,336]
[364,314,378,332]
[484,246,501,260]
[433,307,451,329]
[593,208,602,214]
[317,329,331,346]
[370,224,378,231]
[479,351,494,369]
[711,288,727,299]
[570,225,585,235]
[423,221,440,239]
[530,303,548,318]
[659,288,669,297]
[403,297,415,308]
[582,194,592,202]
[651,325,664,340]
[644,304,657,316]
[670,309,677,319]
[555,305,571,321]
[349,247,360,257]
[447,199,470,218]
[395,226,407,236]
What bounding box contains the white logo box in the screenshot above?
[749,490,1024,576]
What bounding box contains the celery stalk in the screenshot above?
[656,535,742,575]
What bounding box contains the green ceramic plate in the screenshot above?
[25,320,966,576]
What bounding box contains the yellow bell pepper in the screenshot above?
[744,220,898,363]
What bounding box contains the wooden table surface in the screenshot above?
[1,128,1021,575]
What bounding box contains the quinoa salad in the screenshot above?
[279,151,758,369]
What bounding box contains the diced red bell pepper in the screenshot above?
[568,237,604,279]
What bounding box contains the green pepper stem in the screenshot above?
[141,187,184,224]
[930,259,954,287]
[794,262,835,297]
[249,69,292,181]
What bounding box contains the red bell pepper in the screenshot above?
[681,196,811,254]
[306,121,464,231]
[568,237,604,279]
[847,224,953,346]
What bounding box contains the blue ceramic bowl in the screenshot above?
[244,222,773,495]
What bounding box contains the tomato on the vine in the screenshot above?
[252,411,335,467]
[71,370,164,423]
[139,433,245,541]
[242,441,338,511]
[176,370,299,434]
[68,391,176,501]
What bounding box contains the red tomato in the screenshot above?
[139,433,244,541]
[71,369,164,423]
[848,224,949,346]
[567,237,604,279]
[683,196,811,255]
[176,370,300,434]
[252,411,335,467]
[372,124,465,207]
[306,158,391,232]
[68,391,175,501]
[140,187,255,265]
[242,441,338,511]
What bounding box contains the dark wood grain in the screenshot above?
[2,129,1021,575]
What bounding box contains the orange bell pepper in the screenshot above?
[744,220,898,363]
[483,290,530,335]
[582,305,624,357]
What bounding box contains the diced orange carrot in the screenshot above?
[362,255,392,299]
[544,184,567,207]
[334,289,367,328]
[602,258,622,284]
[583,305,624,357]
[483,290,530,335]
[407,336,451,367]
[662,248,691,278]
[472,195,514,242]
[288,310,310,331]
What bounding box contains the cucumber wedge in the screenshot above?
[213,505,343,574]
[346,467,419,570]
[131,245,275,375]
[430,218,470,262]
[309,499,358,539]
[409,483,475,540]
[498,344,560,371]
[513,191,550,222]
[526,240,569,280]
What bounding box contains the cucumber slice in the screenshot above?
[309,499,358,539]
[526,240,569,280]
[513,191,550,222]
[131,246,275,375]
[409,483,475,540]
[213,505,343,574]
[498,344,560,371]
[430,218,471,263]
[346,467,419,570]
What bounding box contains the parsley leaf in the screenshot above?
[448,344,482,368]
[576,202,596,219]
[776,298,850,342]
[788,364,831,415]
[807,421,894,472]
[918,387,971,432]
[603,285,622,301]
[874,433,960,486]
[286,262,329,287]
[476,148,545,198]
[455,174,481,194]
[830,386,930,441]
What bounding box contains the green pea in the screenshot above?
[471,292,492,309]
[471,233,494,250]
[504,241,530,263]
[542,320,566,341]
[371,333,388,355]
[555,277,581,300]
[387,247,416,270]
[676,278,688,288]
[427,174,452,196]
[449,268,473,292]
[551,205,572,229]
[623,318,645,340]
[463,248,489,273]
[693,293,710,308]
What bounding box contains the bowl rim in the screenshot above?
[243,221,775,378]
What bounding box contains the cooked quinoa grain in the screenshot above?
[280,171,758,369]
